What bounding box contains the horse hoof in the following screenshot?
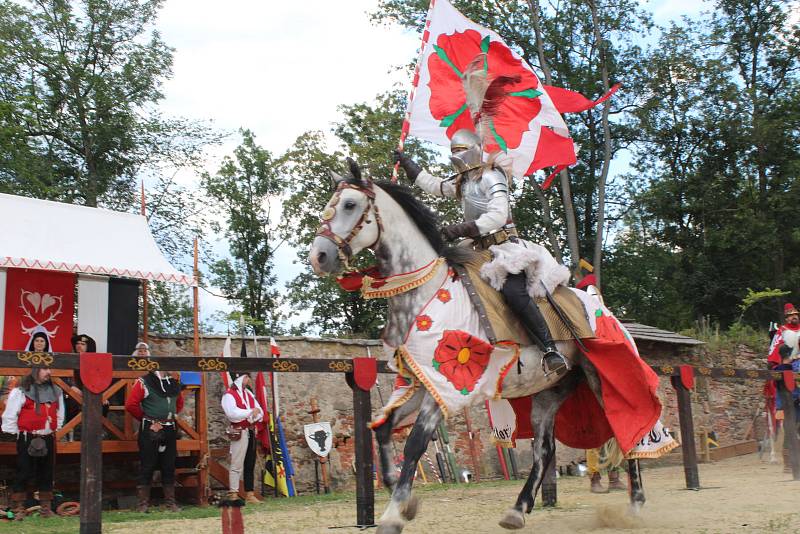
[498,508,525,530]
[402,494,419,521]
[376,521,404,534]
[628,501,644,517]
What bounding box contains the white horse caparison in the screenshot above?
[308,159,644,533]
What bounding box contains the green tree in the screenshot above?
[0,0,217,207]
[203,130,286,335]
[280,91,447,337]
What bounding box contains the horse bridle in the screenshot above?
[315,181,384,272]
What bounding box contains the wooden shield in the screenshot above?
[679,365,695,390]
[783,369,796,392]
[80,352,113,394]
[352,357,377,391]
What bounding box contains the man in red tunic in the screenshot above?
[1,366,64,520]
[125,343,184,513]
[221,373,263,504]
[768,303,800,367]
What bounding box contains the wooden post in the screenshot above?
[777,379,800,480]
[193,237,200,356]
[197,372,209,505]
[541,453,557,507]
[671,376,700,490]
[141,181,149,343]
[346,372,374,527]
[79,388,103,534]
[463,407,481,482]
[308,398,331,493]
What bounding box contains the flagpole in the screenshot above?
[193,237,200,356]
[393,0,436,182]
[140,181,149,343]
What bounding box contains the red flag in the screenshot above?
[3,268,75,352]
[254,371,272,452]
[220,336,232,389]
[270,337,280,356]
[543,83,621,114]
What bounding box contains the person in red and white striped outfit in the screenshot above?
[221,372,263,504]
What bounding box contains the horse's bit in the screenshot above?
[315,181,383,272]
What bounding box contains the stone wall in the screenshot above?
[147,333,769,494]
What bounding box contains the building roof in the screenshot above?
[621,321,705,346]
[0,193,192,285]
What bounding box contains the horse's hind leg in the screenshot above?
[499,376,576,530]
[627,458,646,514]
[374,387,426,492]
[377,391,443,534]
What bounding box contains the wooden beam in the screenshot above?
[346,372,374,528]
[197,374,209,505]
[671,376,700,490]
[79,388,103,534]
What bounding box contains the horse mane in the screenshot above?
[340,160,479,264]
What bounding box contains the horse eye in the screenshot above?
[344,200,356,210]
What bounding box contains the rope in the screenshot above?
[57,502,80,516]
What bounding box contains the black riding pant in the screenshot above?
[137,421,177,486]
[244,429,257,492]
[13,433,55,492]
[501,272,533,314]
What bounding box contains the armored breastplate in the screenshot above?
[461,177,489,222]
[460,170,512,226]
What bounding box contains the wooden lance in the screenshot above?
[308,398,331,493]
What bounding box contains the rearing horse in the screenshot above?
[309,160,645,534]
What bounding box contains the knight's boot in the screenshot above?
[590,472,608,494]
[244,491,261,504]
[518,301,570,377]
[136,485,150,513]
[38,491,56,518]
[162,484,180,512]
[607,470,626,491]
[10,491,27,521]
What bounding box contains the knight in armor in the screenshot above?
[394,129,570,376]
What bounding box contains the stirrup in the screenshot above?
[542,349,570,377]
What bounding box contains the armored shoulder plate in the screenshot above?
[482,167,509,198]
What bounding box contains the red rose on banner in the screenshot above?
[432,330,494,395]
[416,315,433,332]
[428,30,543,152]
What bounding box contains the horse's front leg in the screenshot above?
[500,375,576,530]
[627,458,646,514]
[374,388,426,492]
[377,392,442,534]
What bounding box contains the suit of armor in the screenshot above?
[395,129,569,376]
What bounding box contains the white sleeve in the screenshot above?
[248,392,264,423]
[221,393,253,423]
[474,193,510,235]
[56,392,65,430]
[415,170,457,198]
[1,388,23,434]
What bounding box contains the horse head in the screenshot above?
[310,158,383,275]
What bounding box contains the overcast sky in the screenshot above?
[153,0,711,333]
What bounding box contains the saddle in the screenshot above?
[454,251,594,346]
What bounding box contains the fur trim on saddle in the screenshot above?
[479,240,570,298]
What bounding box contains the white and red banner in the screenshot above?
[2,268,75,352]
[405,0,618,185]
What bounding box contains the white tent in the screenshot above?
[0,193,192,285]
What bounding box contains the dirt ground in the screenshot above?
[106,453,800,533]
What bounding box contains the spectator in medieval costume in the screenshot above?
[773,343,800,473]
[1,365,64,520]
[1,330,51,414]
[125,342,184,513]
[767,303,800,367]
[586,439,626,493]
[221,372,263,504]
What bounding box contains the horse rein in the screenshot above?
[315,181,383,272]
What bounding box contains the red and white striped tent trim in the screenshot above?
[0,193,193,285]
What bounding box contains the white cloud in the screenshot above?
[153,1,419,330]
